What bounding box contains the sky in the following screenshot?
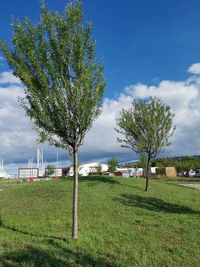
[0,0,200,170]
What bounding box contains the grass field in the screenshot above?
[0,176,200,267]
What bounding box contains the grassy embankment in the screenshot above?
[0,176,200,266]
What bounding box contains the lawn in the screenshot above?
[0,176,200,267]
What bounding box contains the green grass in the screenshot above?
[0,176,200,267]
[0,179,19,184]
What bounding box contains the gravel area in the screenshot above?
[179,184,200,189]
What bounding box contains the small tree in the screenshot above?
[96,163,102,175]
[46,164,55,177]
[116,97,175,191]
[107,157,118,173]
[0,1,105,239]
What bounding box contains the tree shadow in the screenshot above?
[115,194,200,214]
[79,176,121,185]
[0,218,118,266]
[0,217,67,243]
[0,245,118,267]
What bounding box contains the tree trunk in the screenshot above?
[72,144,78,239]
[145,157,150,191]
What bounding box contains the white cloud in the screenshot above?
[82,62,200,160]
[125,78,200,155]
[1,63,200,169]
[0,84,66,166]
[80,94,133,161]
[0,71,21,85]
[128,80,198,109]
[188,63,200,75]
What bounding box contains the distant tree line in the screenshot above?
[146,155,200,172]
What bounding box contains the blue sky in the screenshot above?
[1,0,200,98]
[1,0,200,168]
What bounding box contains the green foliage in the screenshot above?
[45,164,55,177]
[116,97,175,190]
[152,155,200,171]
[96,163,102,175]
[0,0,105,150]
[136,153,148,169]
[1,178,200,266]
[107,157,118,172]
[116,97,175,159]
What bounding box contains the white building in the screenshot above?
[69,162,108,176]
[116,167,143,177]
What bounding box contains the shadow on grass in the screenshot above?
[0,245,117,267]
[0,218,118,266]
[115,194,200,214]
[70,175,143,191]
[79,176,121,185]
[0,217,67,243]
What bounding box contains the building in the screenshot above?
[69,162,108,176]
[45,167,69,178]
[115,167,143,177]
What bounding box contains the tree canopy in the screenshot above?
[116,97,175,190]
[0,1,105,151]
[107,157,118,173]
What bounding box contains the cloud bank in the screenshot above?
[1,64,200,167]
[83,63,200,160]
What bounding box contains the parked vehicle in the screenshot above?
[177,171,189,177]
[195,169,200,177]
[189,169,196,177]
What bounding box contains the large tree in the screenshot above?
[0,1,105,239]
[116,97,175,191]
